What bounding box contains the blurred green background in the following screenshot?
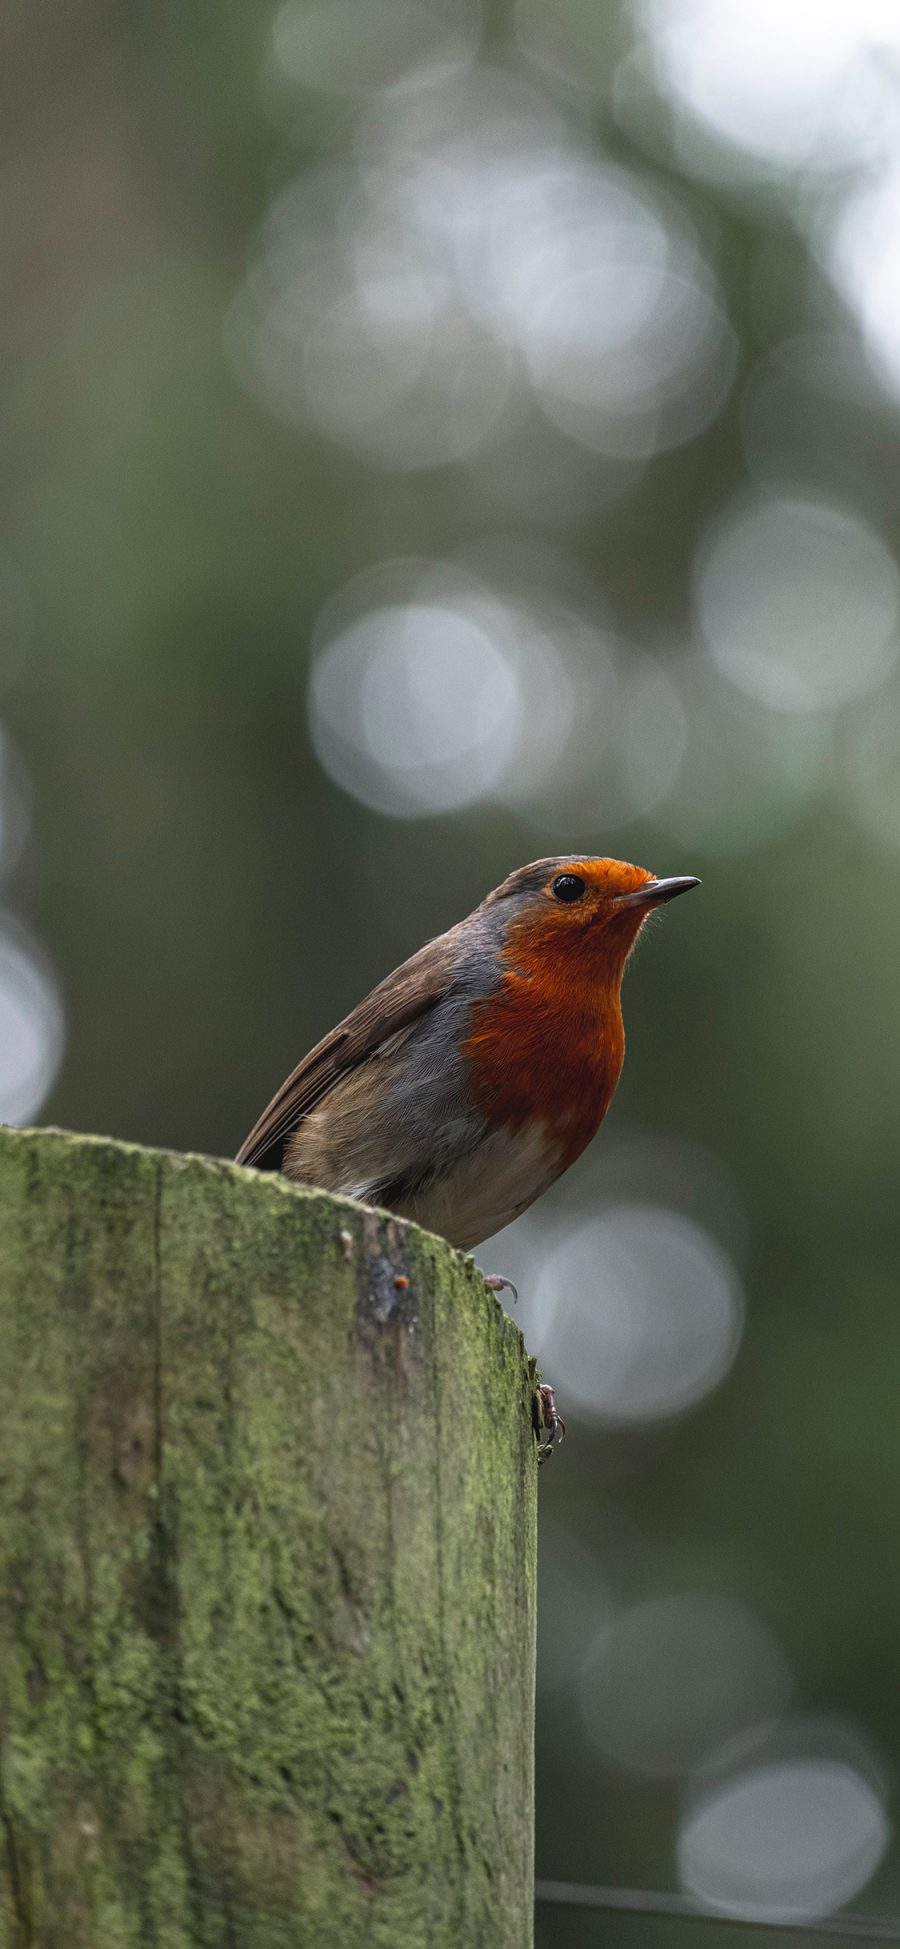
[5,0,900,1938]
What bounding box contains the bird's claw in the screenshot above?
[535,1382,565,1463]
[484,1274,518,1302]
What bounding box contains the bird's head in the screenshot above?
[481,856,700,980]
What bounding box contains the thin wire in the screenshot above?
[535,1881,900,1943]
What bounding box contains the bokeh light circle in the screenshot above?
[310,599,518,815]
[307,561,579,817]
[478,155,736,458]
[228,67,735,471]
[695,496,900,714]
[678,1756,890,1920]
[531,1203,744,1425]
[636,0,900,179]
[580,1594,792,1776]
[827,164,900,405]
[0,918,65,1125]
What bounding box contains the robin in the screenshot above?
[237,855,699,1442]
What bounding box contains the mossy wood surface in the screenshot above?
[0,1127,537,1948]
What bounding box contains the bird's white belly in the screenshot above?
[395,1120,561,1252]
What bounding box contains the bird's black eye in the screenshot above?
[551,873,586,904]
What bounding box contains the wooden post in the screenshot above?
[0,1128,537,1947]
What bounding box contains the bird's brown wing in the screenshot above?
[235,930,458,1172]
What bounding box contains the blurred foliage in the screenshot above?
[5,0,900,1937]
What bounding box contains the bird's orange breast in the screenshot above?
[460,913,627,1171]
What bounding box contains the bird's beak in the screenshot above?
[616,876,701,908]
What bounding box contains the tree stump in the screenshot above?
[0,1128,537,1947]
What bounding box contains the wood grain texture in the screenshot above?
[0,1127,537,1948]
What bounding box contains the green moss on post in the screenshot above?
[0,1127,537,1948]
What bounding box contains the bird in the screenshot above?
[237,855,699,1442]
